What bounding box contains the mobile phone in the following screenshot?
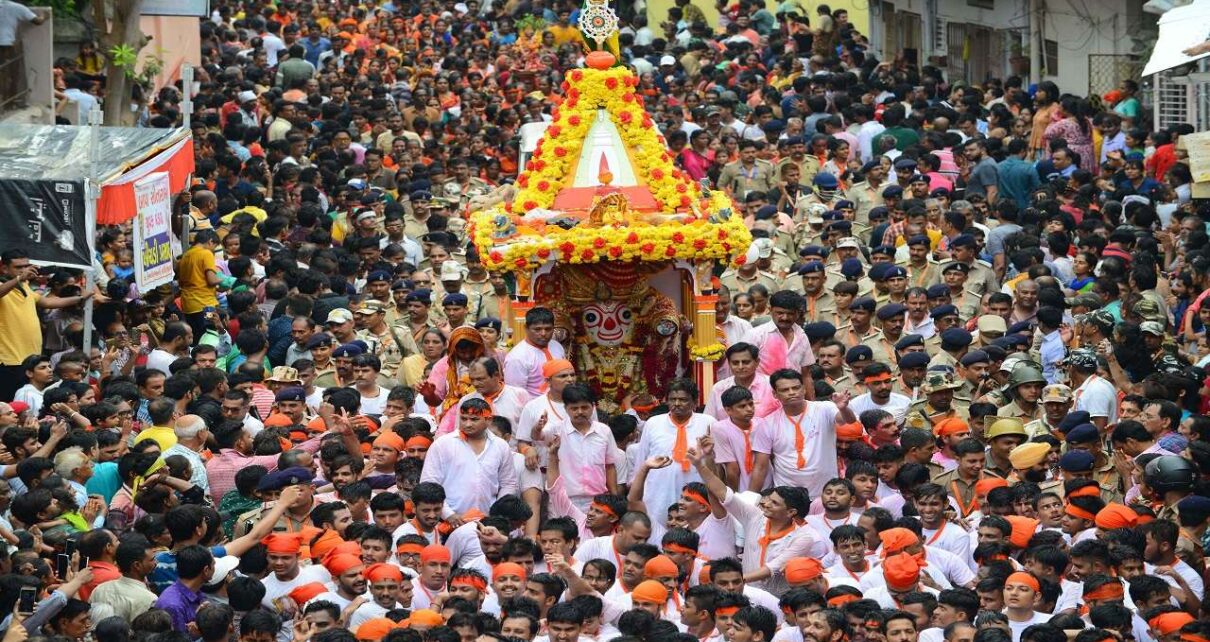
[79,556,89,571]
[17,586,36,615]
[63,538,76,558]
[56,554,69,579]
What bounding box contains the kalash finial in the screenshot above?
[579,0,619,69]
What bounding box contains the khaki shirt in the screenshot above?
[907,261,941,289]
[234,506,311,538]
[997,400,1041,423]
[844,180,885,224]
[932,468,982,516]
[928,350,959,370]
[778,155,821,187]
[718,159,777,199]
[804,291,838,322]
[905,400,969,432]
[839,325,880,350]
[720,269,780,297]
[863,332,899,367]
[823,371,861,397]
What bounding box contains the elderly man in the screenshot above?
[164,415,211,497]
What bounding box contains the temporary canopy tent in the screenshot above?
[1142,0,1210,76]
[0,124,193,268]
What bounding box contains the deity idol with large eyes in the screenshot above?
[570,291,683,412]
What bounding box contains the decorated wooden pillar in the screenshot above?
[510,267,537,348]
[689,260,724,405]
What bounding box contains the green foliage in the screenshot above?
[108,43,163,88]
[25,0,77,17]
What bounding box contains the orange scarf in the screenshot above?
[757,520,797,566]
[671,415,691,472]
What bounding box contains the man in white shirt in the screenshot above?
[145,322,194,376]
[750,369,855,500]
[848,362,912,426]
[1143,518,1205,601]
[419,397,518,516]
[258,533,332,610]
[630,379,714,527]
[747,292,816,396]
[1002,572,1050,642]
[442,356,530,435]
[704,343,779,421]
[310,553,365,610]
[1065,348,1118,428]
[504,307,566,396]
[536,383,618,510]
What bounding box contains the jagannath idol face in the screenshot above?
[581,301,634,347]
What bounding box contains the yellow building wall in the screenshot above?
[645,0,869,41]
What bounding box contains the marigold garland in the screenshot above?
[688,342,727,362]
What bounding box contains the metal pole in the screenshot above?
[181,64,194,131]
[1029,0,1043,86]
[82,106,102,355]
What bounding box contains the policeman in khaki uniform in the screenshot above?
[235,466,316,538]
[904,234,940,289]
[934,234,998,300]
[905,368,970,433]
[794,172,844,222]
[839,296,881,349]
[799,261,836,322]
[1025,384,1072,438]
[720,238,781,296]
[982,418,1028,479]
[939,261,982,321]
[894,351,930,401]
[865,304,906,367]
[1064,422,1125,502]
[923,304,960,357]
[795,205,828,250]
[929,327,972,370]
[1057,448,1124,504]
[996,362,1046,423]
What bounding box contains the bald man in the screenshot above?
[188,190,216,240]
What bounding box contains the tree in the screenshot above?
[91,0,147,125]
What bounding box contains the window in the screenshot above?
[1044,39,1060,74]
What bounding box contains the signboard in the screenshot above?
[143,0,209,16]
[133,172,174,290]
[0,178,89,269]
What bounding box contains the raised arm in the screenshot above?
[626,455,673,514]
[225,485,302,556]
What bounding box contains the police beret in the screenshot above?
[305,333,334,349]
[908,173,929,183]
[851,296,876,312]
[906,234,931,247]
[1058,449,1095,472]
[898,351,931,368]
[405,289,432,304]
[366,270,392,283]
[1007,321,1034,335]
[949,234,977,248]
[841,258,864,279]
[257,466,315,492]
[886,266,908,279]
[828,220,853,231]
[929,303,959,318]
[1065,423,1101,444]
[846,345,874,363]
[877,303,907,320]
[804,322,837,340]
[1002,333,1031,347]
[822,210,844,222]
[861,160,881,173]
[882,185,905,198]
[332,343,366,358]
[799,245,829,258]
[941,261,970,275]
[798,260,826,275]
[870,245,897,257]
[895,334,924,350]
[443,293,469,306]
[983,345,1007,361]
[835,199,855,210]
[814,172,840,189]
[960,350,990,366]
[1058,411,1092,433]
[274,386,307,402]
[940,328,973,350]
[926,285,951,299]
[868,206,890,220]
[755,204,779,220]
[868,263,892,281]
[893,158,918,170]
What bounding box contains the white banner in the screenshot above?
[132,172,174,291]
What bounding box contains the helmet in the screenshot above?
[921,369,963,394]
[1008,363,1046,388]
[1144,456,1196,494]
[985,418,1028,441]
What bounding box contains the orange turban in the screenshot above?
[322,541,362,564]
[632,580,670,604]
[975,478,1009,497]
[309,530,345,561]
[836,422,865,440]
[421,544,451,564]
[879,527,920,556]
[1149,612,1195,635]
[262,533,304,555]
[492,562,527,582]
[409,609,445,627]
[405,435,433,450]
[1065,503,1098,521]
[933,417,970,437]
[542,359,575,378]
[373,431,406,451]
[644,555,680,579]
[265,414,294,428]
[1004,516,1039,549]
[699,564,712,586]
[785,558,825,584]
[289,582,328,605]
[324,553,364,577]
[1006,571,1040,592]
[1095,503,1139,529]
[355,618,401,641]
[1083,581,1124,601]
[883,552,921,591]
[1068,485,1102,499]
[363,563,405,583]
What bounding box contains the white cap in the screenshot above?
[440,261,467,282]
[454,2,469,13]
[206,556,240,587]
[753,237,774,259]
[836,237,861,249]
[660,55,676,66]
[356,210,377,222]
[237,90,257,103]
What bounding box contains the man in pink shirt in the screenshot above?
[503,307,566,396]
[704,342,779,420]
[747,291,816,399]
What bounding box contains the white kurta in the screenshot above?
[419,430,519,514]
[631,412,714,527]
[751,402,840,500]
[503,339,566,395]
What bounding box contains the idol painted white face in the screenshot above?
[581,300,634,347]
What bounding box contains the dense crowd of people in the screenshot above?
[0,1,1208,642]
